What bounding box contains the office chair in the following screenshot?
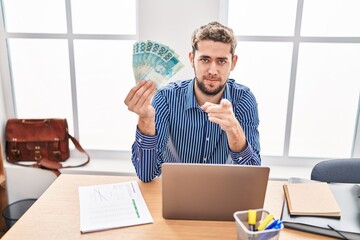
[311,158,360,183]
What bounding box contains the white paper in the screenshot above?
[78,181,153,233]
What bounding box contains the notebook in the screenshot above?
[283,182,341,217]
[162,163,270,221]
[281,178,360,239]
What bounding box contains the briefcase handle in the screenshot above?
[37,133,90,170]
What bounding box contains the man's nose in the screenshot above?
[208,62,218,75]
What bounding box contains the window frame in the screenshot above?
[222,0,360,163]
[1,0,359,168]
[0,0,138,158]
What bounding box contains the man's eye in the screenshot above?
[218,60,227,65]
[200,58,209,63]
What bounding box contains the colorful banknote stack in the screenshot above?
[132,40,184,88]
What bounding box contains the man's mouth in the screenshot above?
[205,78,219,82]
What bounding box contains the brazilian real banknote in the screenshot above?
[133,40,184,88]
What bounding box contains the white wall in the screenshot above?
[0,72,8,157]
[0,5,12,149]
[0,74,5,142]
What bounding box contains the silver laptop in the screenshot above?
[162,163,270,221]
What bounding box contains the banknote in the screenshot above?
[132,40,184,88]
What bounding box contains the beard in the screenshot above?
[195,76,227,96]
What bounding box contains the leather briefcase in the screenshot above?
[5,118,90,170]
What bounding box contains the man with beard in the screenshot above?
[124,21,260,182]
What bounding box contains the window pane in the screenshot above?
[8,39,74,130]
[228,0,297,36]
[74,40,136,150]
[230,42,293,156]
[301,0,360,37]
[2,0,67,33]
[71,0,136,34]
[290,43,360,158]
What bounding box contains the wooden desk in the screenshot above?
[2,174,336,240]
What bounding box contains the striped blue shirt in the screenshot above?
[131,79,261,182]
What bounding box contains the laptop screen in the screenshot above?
[162,163,270,221]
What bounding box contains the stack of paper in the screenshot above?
[78,181,153,233]
[132,40,184,88]
[283,182,341,217]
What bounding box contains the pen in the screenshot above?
[248,209,257,231]
[257,213,274,231]
[265,219,282,230]
[327,225,350,240]
[257,218,283,240]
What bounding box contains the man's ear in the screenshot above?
[231,54,238,71]
[189,51,195,68]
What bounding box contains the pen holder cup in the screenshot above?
[234,209,283,240]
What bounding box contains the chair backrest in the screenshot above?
[311,158,360,183]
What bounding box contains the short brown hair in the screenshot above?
[191,21,237,56]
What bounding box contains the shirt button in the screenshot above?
[206,137,209,141]
[203,158,207,162]
[238,157,243,161]
[138,138,142,142]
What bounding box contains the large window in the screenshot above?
[228,0,360,160]
[1,0,137,151]
[1,0,359,163]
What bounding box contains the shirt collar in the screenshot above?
[185,79,198,111]
[185,78,233,111]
